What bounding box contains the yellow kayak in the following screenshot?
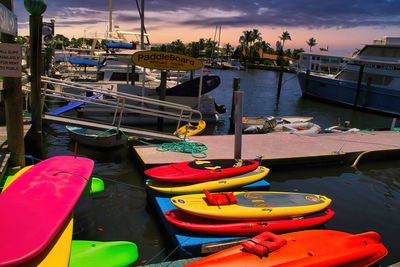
[171,191,331,221]
[174,120,206,137]
[147,166,269,194]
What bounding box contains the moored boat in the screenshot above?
[297,36,400,117]
[242,116,317,134]
[66,126,128,148]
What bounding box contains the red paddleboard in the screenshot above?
[164,209,335,236]
[145,159,259,183]
[186,230,388,267]
[0,156,94,266]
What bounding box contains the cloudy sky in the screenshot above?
[14,0,400,54]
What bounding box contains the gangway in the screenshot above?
[37,76,203,140]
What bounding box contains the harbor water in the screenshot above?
[31,69,400,266]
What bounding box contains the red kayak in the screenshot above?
[186,230,388,267]
[144,159,259,183]
[164,209,335,236]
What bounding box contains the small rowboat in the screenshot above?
[66,126,127,148]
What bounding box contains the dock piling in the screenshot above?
[229,77,240,130]
[234,91,243,159]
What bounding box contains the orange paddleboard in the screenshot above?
[0,156,94,266]
[186,230,388,267]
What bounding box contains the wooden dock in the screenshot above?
[133,131,400,169]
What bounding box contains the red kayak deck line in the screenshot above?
[0,156,94,266]
[133,131,400,168]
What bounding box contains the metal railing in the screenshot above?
[39,76,202,135]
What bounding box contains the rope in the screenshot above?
[156,141,208,158]
[132,138,208,158]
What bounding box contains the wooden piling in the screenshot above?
[229,77,240,130]
[0,1,25,167]
[29,14,43,134]
[234,91,243,159]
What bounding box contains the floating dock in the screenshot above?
[146,180,270,258]
[133,131,400,169]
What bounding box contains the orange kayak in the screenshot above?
[186,230,388,267]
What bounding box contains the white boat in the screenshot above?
[242,116,314,134]
[297,36,400,117]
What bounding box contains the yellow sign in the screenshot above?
[132,51,203,71]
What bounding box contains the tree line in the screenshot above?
[16,30,322,63]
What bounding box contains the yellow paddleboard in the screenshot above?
[147,166,269,194]
[171,191,331,221]
[174,120,206,137]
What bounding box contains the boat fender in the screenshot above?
[203,190,237,205]
[241,231,287,256]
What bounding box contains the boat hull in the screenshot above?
[297,71,400,117]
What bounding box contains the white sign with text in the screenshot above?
[0,43,21,77]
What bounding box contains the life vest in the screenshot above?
[203,189,237,205]
[241,231,287,256]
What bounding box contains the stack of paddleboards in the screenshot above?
[0,156,138,267]
[145,159,267,194]
[165,191,334,236]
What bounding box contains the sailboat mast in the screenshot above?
[109,0,112,38]
[140,0,145,49]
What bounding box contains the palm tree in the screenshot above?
[258,41,271,57]
[279,31,291,50]
[239,30,252,64]
[223,43,234,60]
[250,29,262,46]
[306,37,317,51]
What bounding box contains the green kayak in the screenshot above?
[70,240,138,267]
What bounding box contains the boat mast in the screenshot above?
[109,0,112,38]
[140,0,144,49]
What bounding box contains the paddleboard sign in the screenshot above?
[132,51,203,71]
[0,43,21,77]
[0,3,17,36]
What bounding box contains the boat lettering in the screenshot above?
[244,193,263,199]
[365,64,395,70]
[178,199,185,204]
[261,208,273,212]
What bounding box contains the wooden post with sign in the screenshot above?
[0,1,25,167]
